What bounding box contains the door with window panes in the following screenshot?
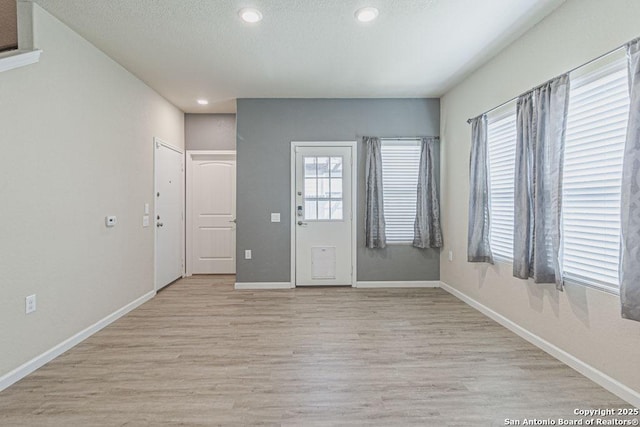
[294,146,353,286]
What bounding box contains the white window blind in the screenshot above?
[487,107,517,261]
[562,53,629,291]
[381,139,421,243]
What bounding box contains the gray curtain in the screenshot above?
[364,136,386,248]
[514,92,535,279]
[467,115,493,263]
[414,137,443,248]
[621,38,640,321]
[513,74,570,287]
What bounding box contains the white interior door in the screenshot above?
[155,139,184,290]
[186,151,236,275]
[294,144,354,286]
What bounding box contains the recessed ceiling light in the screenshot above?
[239,8,263,23]
[197,99,209,105]
[355,7,379,23]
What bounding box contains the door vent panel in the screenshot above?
[311,247,336,279]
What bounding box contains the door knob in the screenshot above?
[157,222,164,227]
[297,221,307,226]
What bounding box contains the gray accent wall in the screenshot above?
[236,98,440,283]
[185,114,236,150]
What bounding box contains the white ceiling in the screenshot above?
[34,0,565,113]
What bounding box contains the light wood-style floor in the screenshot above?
[0,275,632,426]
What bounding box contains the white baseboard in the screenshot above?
[439,281,640,408]
[0,290,156,392]
[235,281,440,289]
[234,282,293,290]
[356,280,440,288]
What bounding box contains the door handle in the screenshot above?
[157,222,164,227]
[297,221,308,226]
[229,219,237,223]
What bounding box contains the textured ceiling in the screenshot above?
[34,0,565,113]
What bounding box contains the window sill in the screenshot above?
[485,257,620,296]
[563,278,620,296]
[0,49,41,73]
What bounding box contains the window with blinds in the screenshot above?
[483,50,629,292]
[380,139,421,243]
[562,53,629,291]
[487,107,517,261]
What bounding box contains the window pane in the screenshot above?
[487,108,517,261]
[304,178,317,198]
[304,157,317,178]
[330,157,343,177]
[301,155,344,222]
[304,200,317,220]
[317,178,330,198]
[330,178,342,198]
[380,140,421,242]
[317,200,331,220]
[562,54,628,290]
[331,201,343,220]
[317,157,330,177]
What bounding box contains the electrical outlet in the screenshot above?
[245,250,252,260]
[25,294,36,314]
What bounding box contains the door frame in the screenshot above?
[153,137,185,291]
[290,141,357,288]
[185,150,237,276]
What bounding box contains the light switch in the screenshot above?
[144,203,150,215]
[142,215,150,227]
[245,250,252,260]
[271,213,281,223]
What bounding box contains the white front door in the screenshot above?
[186,151,236,275]
[155,139,184,290]
[294,144,354,286]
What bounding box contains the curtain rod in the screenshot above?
[379,136,439,140]
[466,42,629,124]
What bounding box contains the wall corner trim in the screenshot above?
[234,282,294,290]
[355,281,440,288]
[0,290,156,393]
[439,281,640,408]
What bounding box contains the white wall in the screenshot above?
[0,4,183,378]
[440,0,640,397]
[185,114,236,151]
